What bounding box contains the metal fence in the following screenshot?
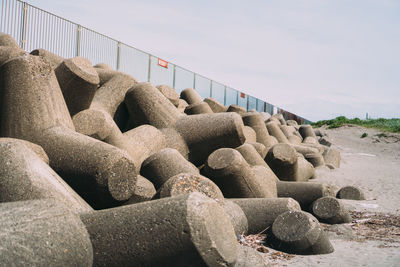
[1,0,311,124]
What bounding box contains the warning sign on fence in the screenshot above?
[240,92,246,98]
[158,58,168,68]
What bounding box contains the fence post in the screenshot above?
[209,80,213,98]
[116,41,121,70]
[19,2,28,50]
[193,73,196,89]
[147,54,151,82]
[223,86,227,105]
[246,95,249,111]
[172,64,176,89]
[76,25,82,57]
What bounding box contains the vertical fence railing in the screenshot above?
[0,0,310,123]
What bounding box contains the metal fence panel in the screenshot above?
[174,66,194,94]
[0,0,22,46]
[119,44,149,82]
[266,103,274,115]
[225,87,237,106]
[248,96,257,111]
[149,55,174,87]
[256,99,265,112]
[211,81,225,104]
[238,92,247,109]
[194,75,211,99]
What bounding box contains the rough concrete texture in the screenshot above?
[0,137,49,164]
[235,246,270,267]
[286,120,298,127]
[266,143,315,181]
[91,71,137,118]
[30,48,64,69]
[227,104,247,115]
[223,200,249,236]
[73,108,166,172]
[251,165,278,197]
[0,138,92,213]
[304,152,326,168]
[125,82,182,129]
[270,210,334,255]
[299,125,318,139]
[158,173,225,205]
[0,32,21,48]
[231,198,301,234]
[266,121,290,144]
[260,112,271,121]
[205,148,277,198]
[0,46,25,66]
[177,98,189,113]
[303,136,319,145]
[277,181,335,209]
[248,142,268,158]
[319,136,332,147]
[336,185,365,200]
[55,57,100,116]
[312,196,352,224]
[0,199,93,266]
[184,101,213,115]
[174,112,246,165]
[236,143,270,169]
[242,112,278,150]
[93,63,113,70]
[156,84,180,106]
[243,126,257,143]
[0,55,137,206]
[323,147,341,168]
[141,148,199,189]
[271,114,287,125]
[80,193,238,267]
[204,97,228,113]
[124,175,156,205]
[180,88,203,105]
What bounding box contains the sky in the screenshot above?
[28,0,400,121]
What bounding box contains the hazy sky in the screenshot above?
[29,0,399,121]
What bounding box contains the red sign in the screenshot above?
[158,58,168,68]
[240,92,246,98]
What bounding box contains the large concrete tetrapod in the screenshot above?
[231,198,301,234]
[0,138,92,213]
[30,48,64,69]
[81,193,238,266]
[242,112,278,150]
[204,148,276,198]
[270,210,334,255]
[180,87,203,104]
[0,55,137,206]
[0,199,93,266]
[55,57,100,116]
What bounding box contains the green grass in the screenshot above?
[311,116,400,133]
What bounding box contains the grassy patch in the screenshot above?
[311,116,400,133]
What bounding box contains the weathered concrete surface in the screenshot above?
[312,196,352,224]
[80,193,238,266]
[180,88,203,105]
[0,199,93,266]
[336,185,365,200]
[223,200,249,236]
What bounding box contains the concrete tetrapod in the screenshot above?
[242,112,278,150]
[204,148,277,198]
[299,125,318,139]
[0,55,137,207]
[0,138,92,213]
[141,148,199,189]
[243,126,257,143]
[204,97,228,113]
[156,84,180,106]
[180,87,203,105]
[270,210,334,255]
[336,186,365,200]
[265,143,315,181]
[0,199,93,266]
[235,246,270,267]
[55,57,100,116]
[0,46,25,66]
[157,173,225,205]
[323,147,341,169]
[124,175,156,205]
[73,109,166,172]
[312,196,352,224]
[227,104,247,115]
[30,48,64,69]
[184,101,213,115]
[277,181,335,209]
[223,200,249,236]
[248,142,268,158]
[231,198,301,234]
[265,121,290,144]
[80,193,238,267]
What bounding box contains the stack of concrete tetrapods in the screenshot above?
[0,33,363,265]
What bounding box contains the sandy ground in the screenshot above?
[261,125,400,266]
